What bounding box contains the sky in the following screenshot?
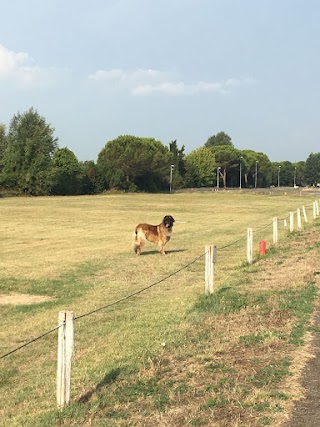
[1,0,320,163]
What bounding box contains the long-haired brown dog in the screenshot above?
[133,215,175,255]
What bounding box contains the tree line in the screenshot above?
[0,107,320,196]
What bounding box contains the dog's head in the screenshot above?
[163,215,175,228]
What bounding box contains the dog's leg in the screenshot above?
[133,242,141,255]
[158,241,166,255]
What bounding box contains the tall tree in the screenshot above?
[169,139,186,189]
[184,146,216,188]
[293,161,305,187]
[0,124,7,174]
[210,146,240,189]
[2,107,58,194]
[241,150,272,188]
[269,161,299,187]
[80,160,97,194]
[304,153,320,186]
[205,131,233,148]
[51,148,82,195]
[96,135,172,192]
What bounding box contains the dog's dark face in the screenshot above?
[163,215,175,228]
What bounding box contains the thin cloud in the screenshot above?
[88,67,255,96]
[88,68,173,87]
[0,44,68,88]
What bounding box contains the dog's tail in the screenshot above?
[132,227,145,255]
[132,229,140,253]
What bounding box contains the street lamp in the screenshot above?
[278,165,281,187]
[169,164,175,193]
[255,161,258,189]
[294,166,297,188]
[216,166,221,190]
[239,156,243,189]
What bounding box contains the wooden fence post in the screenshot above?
[302,206,308,223]
[289,212,294,232]
[313,202,317,220]
[205,245,216,295]
[57,311,74,409]
[316,200,319,217]
[297,208,301,229]
[247,228,253,265]
[273,217,278,244]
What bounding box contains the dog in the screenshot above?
[133,215,175,255]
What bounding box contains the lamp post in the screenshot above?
[255,161,258,189]
[294,166,297,188]
[216,166,221,190]
[169,164,175,193]
[278,165,281,187]
[239,156,243,189]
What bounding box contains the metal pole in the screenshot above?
[255,161,258,189]
[239,157,243,189]
[278,166,281,187]
[169,164,174,193]
[217,167,221,190]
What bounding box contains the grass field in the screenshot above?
[1,189,320,426]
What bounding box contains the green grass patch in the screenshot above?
[249,359,291,388]
[192,287,271,315]
[192,288,250,314]
[279,283,317,345]
[239,330,288,347]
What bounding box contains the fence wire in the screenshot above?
[1,198,319,361]
[0,252,206,360]
[0,323,64,360]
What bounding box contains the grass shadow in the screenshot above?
[140,249,187,256]
[78,368,121,404]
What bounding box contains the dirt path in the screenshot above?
[282,313,320,427]
[0,293,53,305]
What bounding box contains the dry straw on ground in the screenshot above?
[1,191,320,426]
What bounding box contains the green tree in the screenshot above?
[184,146,215,188]
[205,131,233,148]
[96,135,172,192]
[1,107,58,194]
[210,145,240,189]
[0,124,7,174]
[293,161,305,187]
[241,150,272,188]
[51,148,82,195]
[270,161,297,187]
[169,139,186,189]
[281,161,295,187]
[80,160,97,194]
[305,153,320,186]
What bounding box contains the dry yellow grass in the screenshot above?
[0,190,319,427]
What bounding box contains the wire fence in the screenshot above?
[1,198,319,409]
[0,199,318,362]
[0,252,206,360]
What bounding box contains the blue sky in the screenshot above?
[1,0,319,163]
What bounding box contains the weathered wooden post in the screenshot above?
[247,228,253,265]
[273,217,278,244]
[297,208,301,229]
[205,245,216,295]
[57,311,74,409]
[302,206,308,223]
[289,212,294,232]
[313,201,317,220]
[316,200,319,216]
